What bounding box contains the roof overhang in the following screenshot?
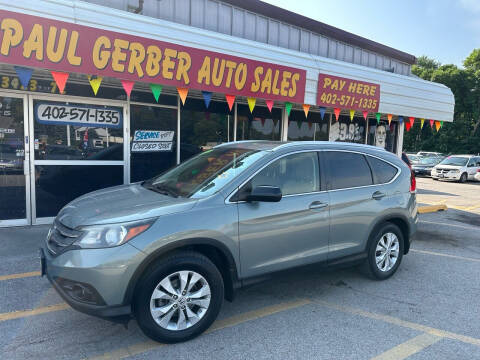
[0,0,454,122]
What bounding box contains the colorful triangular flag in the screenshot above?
[387,114,393,126]
[405,121,411,132]
[51,71,69,94]
[319,107,326,120]
[429,119,434,128]
[150,84,162,102]
[247,97,256,113]
[441,121,444,128]
[349,109,355,122]
[398,116,404,123]
[285,102,292,117]
[266,100,274,113]
[362,110,368,120]
[14,66,33,89]
[88,75,103,96]
[409,117,415,127]
[435,121,441,131]
[420,118,425,129]
[121,80,134,98]
[202,91,212,108]
[334,108,341,121]
[177,87,188,105]
[303,104,310,118]
[225,94,235,111]
[376,112,381,124]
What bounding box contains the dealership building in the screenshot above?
[0,0,454,226]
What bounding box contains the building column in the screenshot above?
[396,122,404,157]
[281,106,288,141]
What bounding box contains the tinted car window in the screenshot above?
[325,151,373,190]
[249,152,320,196]
[367,156,398,184]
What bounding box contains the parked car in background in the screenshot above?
[417,151,445,158]
[41,141,417,343]
[431,155,480,182]
[411,156,443,177]
[401,152,412,168]
[405,153,420,164]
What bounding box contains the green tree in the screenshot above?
[404,50,480,154]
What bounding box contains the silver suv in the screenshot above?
[41,141,418,343]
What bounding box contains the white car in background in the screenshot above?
[431,155,480,183]
[475,169,480,182]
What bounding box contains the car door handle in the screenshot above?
[309,201,328,209]
[372,191,386,200]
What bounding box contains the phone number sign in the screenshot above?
[317,74,380,112]
[34,102,122,128]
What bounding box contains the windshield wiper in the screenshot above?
[145,183,179,198]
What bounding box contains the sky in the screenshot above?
[262,0,479,67]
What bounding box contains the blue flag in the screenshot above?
[319,107,326,120]
[14,66,33,89]
[202,91,212,108]
[398,116,404,123]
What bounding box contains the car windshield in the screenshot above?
[143,146,267,198]
[419,157,438,165]
[439,156,468,166]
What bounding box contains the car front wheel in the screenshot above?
[362,223,404,280]
[134,252,224,343]
[459,173,468,183]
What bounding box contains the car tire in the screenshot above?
[362,223,404,280]
[134,251,224,343]
[460,173,468,183]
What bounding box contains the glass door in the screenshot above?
[0,93,30,226]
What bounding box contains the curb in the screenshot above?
[418,204,448,214]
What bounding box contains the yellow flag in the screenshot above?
[88,75,102,96]
[349,109,355,121]
[420,118,425,128]
[247,97,256,113]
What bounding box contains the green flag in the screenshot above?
[285,102,292,117]
[150,83,163,102]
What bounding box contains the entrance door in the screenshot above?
[0,93,30,226]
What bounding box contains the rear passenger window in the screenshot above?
[324,151,373,190]
[367,156,398,184]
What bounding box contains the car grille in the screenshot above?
[436,168,454,174]
[46,219,82,256]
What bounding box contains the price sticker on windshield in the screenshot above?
[34,101,122,128]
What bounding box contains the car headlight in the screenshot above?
[74,219,155,249]
[450,169,460,173]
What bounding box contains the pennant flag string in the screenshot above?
[14,66,33,89]
[375,112,381,124]
[362,110,368,120]
[349,109,355,122]
[266,100,274,113]
[225,94,235,111]
[285,102,293,117]
[334,108,341,121]
[420,118,425,129]
[429,119,434,129]
[51,71,69,94]
[319,107,326,120]
[177,87,188,105]
[387,114,393,126]
[150,84,163,102]
[88,75,103,96]
[247,97,256,113]
[202,91,212,109]
[303,104,310,118]
[120,80,134,98]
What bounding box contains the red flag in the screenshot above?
[225,94,235,111]
[121,80,134,97]
[51,71,69,94]
[405,122,411,131]
[266,100,274,112]
[429,119,434,128]
[409,117,415,127]
[334,108,341,121]
[362,110,368,120]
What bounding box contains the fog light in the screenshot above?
[55,277,106,305]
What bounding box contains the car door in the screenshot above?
[467,157,479,180]
[323,151,399,260]
[235,151,330,278]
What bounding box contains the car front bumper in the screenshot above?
[431,172,461,180]
[40,242,145,319]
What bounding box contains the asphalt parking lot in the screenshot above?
[1,178,479,360]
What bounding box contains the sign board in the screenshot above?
[317,74,380,112]
[34,102,122,128]
[133,130,174,142]
[0,9,306,103]
[131,141,173,152]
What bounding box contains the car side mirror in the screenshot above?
[246,186,282,202]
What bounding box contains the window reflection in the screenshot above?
[236,104,281,141]
[367,119,398,153]
[329,115,366,144]
[287,110,328,141]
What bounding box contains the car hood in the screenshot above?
[435,165,462,170]
[56,183,198,228]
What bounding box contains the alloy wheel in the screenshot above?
[149,271,211,331]
[375,232,400,272]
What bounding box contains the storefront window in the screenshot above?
[287,110,328,141]
[180,98,232,162]
[367,119,398,153]
[35,165,123,218]
[130,104,178,182]
[236,104,281,141]
[33,100,124,160]
[329,115,366,144]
